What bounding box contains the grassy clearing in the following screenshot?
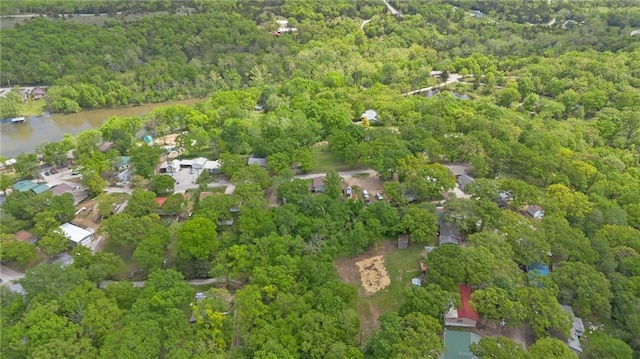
[359,243,423,309]
[337,241,425,341]
[103,241,141,280]
[19,100,46,116]
[310,144,353,173]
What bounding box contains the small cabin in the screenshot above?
[397,234,409,249]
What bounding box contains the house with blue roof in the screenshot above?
[13,180,37,192]
[527,263,550,286]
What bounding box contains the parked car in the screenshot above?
[375,192,383,200]
[345,187,352,197]
[362,190,370,199]
[365,199,371,206]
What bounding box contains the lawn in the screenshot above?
[310,144,353,173]
[335,240,425,342]
[19,100,46,116]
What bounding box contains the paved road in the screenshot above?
[382,0,403,17]
[0,264,26,285]
[402,73,464,96]
[296,169,377,180]
[360,19,371,29]
[99,277,243,289]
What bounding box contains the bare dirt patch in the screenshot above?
[73,199,100,230]
[356,255,391,295]
[155,133,179,146]
[334,241,396,290]
[343,174,384,198]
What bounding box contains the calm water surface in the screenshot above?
[0,98,203,158]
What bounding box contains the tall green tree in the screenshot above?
[178,217,218,261]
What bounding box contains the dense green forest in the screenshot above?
[1,1,640,358]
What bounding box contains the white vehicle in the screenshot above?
[345,187,352,197]
[375,192,383,200]
[362,190,370,199]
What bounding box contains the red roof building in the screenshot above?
[444,284,479,328]
[156,197,167,207]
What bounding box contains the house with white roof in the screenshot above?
[59,223,94,247]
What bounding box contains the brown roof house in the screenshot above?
[14,230,37,244]
[526,205,545,219]
[309,176,326,193]
[51,183,74,196]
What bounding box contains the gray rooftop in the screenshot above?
[439,222,461,245]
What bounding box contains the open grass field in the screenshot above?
[310,144,354,173]
[334,240,425,342]
[19,100,46,116]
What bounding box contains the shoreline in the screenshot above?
[0,97,206,159]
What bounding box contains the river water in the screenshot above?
[0,98,203,158]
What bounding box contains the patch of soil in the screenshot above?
[73,199,100,230]
[334,240,396,291]
[472,321,536,349]
[155,133,179,146]
[356,255,390,295]
[264,185,279,208]
[334,241,397,342]
[344,175,384,199]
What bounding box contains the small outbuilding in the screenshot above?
[397,234,409,249]
[561,305,585,355]
[99,142,113,153]
[456,174,475,192]
[143,135,154,145]
[438,222,461,246]
[50,253,74,267]
[31,87,46,100]
[14,230,37,244]
[360,109,379,123]
[7,283,27,296]
[51,183,74,196]
[526,205,545,219]
[59,223,94,247]
[247,157,267,167]
[115,156,131,171]
[309,176,326,193]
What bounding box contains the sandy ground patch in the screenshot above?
[356,255,391,295]
[155,133,179,146]
[343,174,384,199]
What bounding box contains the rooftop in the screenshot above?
[31,183,50,194]
[440,330,480,359]
[14,230,36,243]
[51,183,74,196]
[13,180,37,192]
[59,223,94,245]
[311,176,325,187]
[457,284,479,322]
[439,222,461,245]
[116,156,131,168]
[247,157,267,167]
[361,109,379,122]
[456,174,475,191]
